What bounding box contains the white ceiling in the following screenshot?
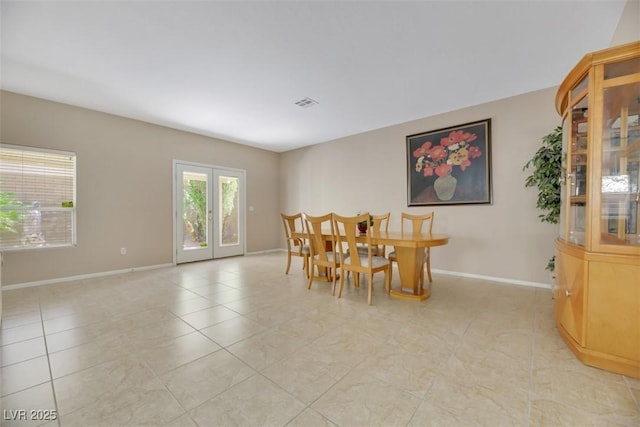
[0,1,628,152]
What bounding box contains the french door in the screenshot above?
[175,162,245,264]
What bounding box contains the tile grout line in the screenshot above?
[38,303,61,427]
[6,254,634,425]
[623,376,640,412]
[406,316,472,426]
[139,356,195,427]
[258,357,354,427]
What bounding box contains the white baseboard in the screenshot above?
[1,252,552,292]
[266,248,552,289]
[431,268,552,290]
[2,250,282,290]
[3,251,283,291]
[245,249,283,256]
[267,248,552,290]
[1,263,174,291]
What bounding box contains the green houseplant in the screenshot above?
[523,126,563,271]
[0,187,19,233]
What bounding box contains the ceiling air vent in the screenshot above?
[294,97,319,108]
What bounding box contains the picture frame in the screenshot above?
[407,118,492,206]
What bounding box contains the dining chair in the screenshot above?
[280,212,310,278]
[360,212,390,257]
[303,212,340,295]
[347,212,390,280]
[388,211,434,292]
[333,213,391,305]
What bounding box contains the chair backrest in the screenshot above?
[400,212,434,235]
[281,212,305,250]
[303,212,335,262]
[370,212,390,255]
[370,213,390,234]
[333,212,371,268]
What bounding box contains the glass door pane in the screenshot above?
[559,120,568,241]
[183,171,209,250]
[213,169,244,258]
[219,175,239,246]
[176,164,213,263]
[568,96,589,246]
[600,81,640,247]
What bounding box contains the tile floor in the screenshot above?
[1,252,639,426]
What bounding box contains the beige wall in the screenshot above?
[610,0,640,46]
[280,87,560,285]
[0,91,280,285]
[1,88,561,288]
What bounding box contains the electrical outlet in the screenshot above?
[120,247,127,255]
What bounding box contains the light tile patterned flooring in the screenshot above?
[1,252,639,426]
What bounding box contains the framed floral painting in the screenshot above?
[407,119,492,206]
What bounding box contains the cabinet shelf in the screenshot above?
[570,195,587,204]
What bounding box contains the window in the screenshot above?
[0,144,76,250]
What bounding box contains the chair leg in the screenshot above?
[331,267,338,296]
[385,268,391,294]
[367,274,373,305]
[426,256,432,283]
[389,260,395,288]
[303,256,310,279]
[337,268,345,298]
[307,262,314,290]
[285,251,292,274]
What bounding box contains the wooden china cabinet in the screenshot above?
[554,41,640,379]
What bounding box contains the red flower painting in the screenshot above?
[414,130,482,177]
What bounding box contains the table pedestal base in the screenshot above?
[389,288,430,301]
[389,246,429,301]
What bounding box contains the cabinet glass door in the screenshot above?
[599,78,640,247]
[559,120,568,241]
[567,96,589,246]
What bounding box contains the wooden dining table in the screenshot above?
[293,230,449,301]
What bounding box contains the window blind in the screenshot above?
[0,144,76,250]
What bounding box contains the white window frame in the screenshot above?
[0,143,77,251]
